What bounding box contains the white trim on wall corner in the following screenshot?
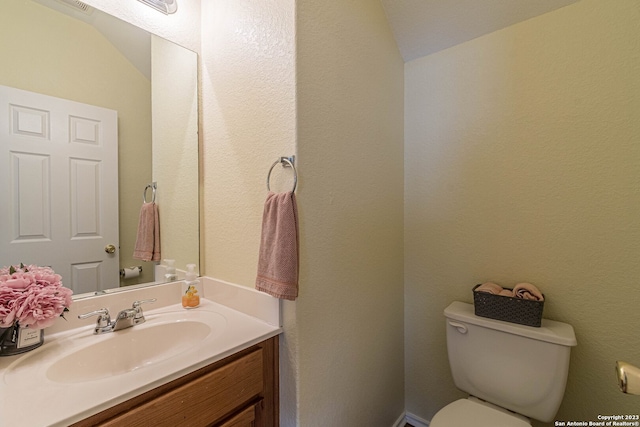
[404,412,430,427]
[392,413,406,427]
[391,412,430,427]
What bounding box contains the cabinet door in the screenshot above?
[218,403,258,427]
[99,349,263,427]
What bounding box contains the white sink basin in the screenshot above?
[47,320,211,383]
[4,310,226,385]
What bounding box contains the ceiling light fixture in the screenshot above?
[137,0,177,15]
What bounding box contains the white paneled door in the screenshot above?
[0,85,119,294]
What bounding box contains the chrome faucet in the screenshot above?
[78,298,157,335]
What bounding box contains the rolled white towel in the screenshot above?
[475,282,503,295]
[513,282,544,301]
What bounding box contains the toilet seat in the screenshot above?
[430,398,531,427]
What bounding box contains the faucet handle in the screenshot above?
[132,298,157,309]
[132,298,157,319]
[78,308,111,328]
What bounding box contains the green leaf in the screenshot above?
[9,266,15,274]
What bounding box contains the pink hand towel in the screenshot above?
[513,282,544,301]
[255,191,299,301]
[499,289,514,297]
[133,202,161,262]
[475,282,503,295]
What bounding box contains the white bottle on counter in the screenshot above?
[164,259,177,282]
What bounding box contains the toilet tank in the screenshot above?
[444,301,577,423]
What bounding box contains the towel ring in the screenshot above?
[143,182,157,203]
[267,156,297,192]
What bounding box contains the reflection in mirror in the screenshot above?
[0,0,199,299]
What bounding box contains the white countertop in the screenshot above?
[0,278,282,427]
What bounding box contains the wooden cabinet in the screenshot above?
[71,337,278,427]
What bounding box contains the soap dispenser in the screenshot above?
[181,264,201,309]
[164,259,177,282]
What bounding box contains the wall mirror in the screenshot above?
[0,0,199,299]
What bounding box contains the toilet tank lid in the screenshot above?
[445,301,577,347]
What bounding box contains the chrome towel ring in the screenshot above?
[267,156,297,192]
[143,182,157,203]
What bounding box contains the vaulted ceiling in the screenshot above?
[380,0,580,62]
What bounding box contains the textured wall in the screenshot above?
[200,0,296,288]
[296,0,405,425]
[404,0,640,425]
[199,2,297,423]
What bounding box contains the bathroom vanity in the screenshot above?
[0,278,282,427]
[71,337,278,427]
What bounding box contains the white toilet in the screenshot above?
[431,301,577,426]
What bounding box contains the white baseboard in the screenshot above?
[404,412,430,427]
[392,413,406,427]
[392,411,430,427]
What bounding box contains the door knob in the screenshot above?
[616,361,640,395]
[105,244,116,254]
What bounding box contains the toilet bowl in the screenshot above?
[430,398,530,427]
[433,301,577,424]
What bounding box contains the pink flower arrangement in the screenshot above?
[0,264,73,330]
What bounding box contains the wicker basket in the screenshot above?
[472,284,544,327]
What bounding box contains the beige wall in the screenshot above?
[200,0,404,424]
[1,0,153,285]
[199,0,296,288]
[199,0,299,423]
[295,0,405,425]
[404,1,640,425]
